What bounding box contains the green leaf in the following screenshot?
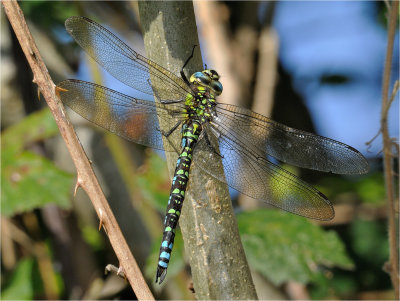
[1,108,73,216]
[309,273,357,300]
[1,258,35,300]
[2,151,73,216]
[318,172,384,206]
[350,219,389,266]
[237,210,354,285]
[355,173,386,205]
[136,151,170,213]
[2,108,59,155]
[81,225,104,251]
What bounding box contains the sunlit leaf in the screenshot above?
[2,108,59,155]
[1,108,73,216]
[237,210,354,285]
[2,151,73,216]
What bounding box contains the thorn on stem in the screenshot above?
[55,86,68,98]
[98,208,104,231]
[74,178,83,196]
[117,266,125,278]
[105,264,126,280]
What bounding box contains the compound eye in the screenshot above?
[209,70,220,80]
[190,71,210,84]
[202,70,211,76]
[198,74,211,85]
[211,81,223,95]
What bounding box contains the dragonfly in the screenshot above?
[56,16,369,284]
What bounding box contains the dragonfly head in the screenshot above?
[190,70,223,96]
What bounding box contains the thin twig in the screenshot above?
[380,0,399,298]
[384,80,399,118]
[365,80,398,150]
[1,1,154,299]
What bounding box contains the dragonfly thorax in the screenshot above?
[184,69,221,123]
[185,85,218,123]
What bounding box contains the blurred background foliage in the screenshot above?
[1,1,398,300]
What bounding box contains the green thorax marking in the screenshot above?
[183,69,223,123]
[184,86,217,123]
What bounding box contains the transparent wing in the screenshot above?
[193,123,335,220]
[214,103,369,174]
[65,16,191,102]
[57,79,185,152]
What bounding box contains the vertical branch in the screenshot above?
[138,2,257,299]
[1,1,154,299]
[380,1,399,298]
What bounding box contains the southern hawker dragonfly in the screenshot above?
[56,16,369,284]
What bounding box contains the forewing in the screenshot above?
[57,79,184,152]
[215,104,368,174]
[65,16,191,102]
[193,124,334,220]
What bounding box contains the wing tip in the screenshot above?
[314,191,335,221]
[65,16,96,34]
[65,16,80,27]
[345,145,370,174]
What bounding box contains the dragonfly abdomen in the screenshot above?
[156,120,202,284]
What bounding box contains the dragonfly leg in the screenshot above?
[148,79,163,103]
[161,121,181,138]
[203,130,224,158]
[180,45,197,86]
[149,78,184,104]
[160,99,184,104]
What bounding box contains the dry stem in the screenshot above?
[2,1,154,299]
[380,0,399,298]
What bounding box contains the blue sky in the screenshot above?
[271,1,399,157]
